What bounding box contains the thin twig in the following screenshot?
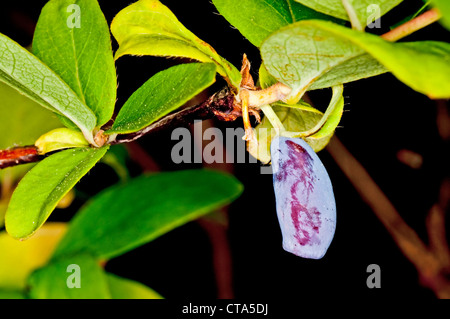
[326,137,435,269]
[0,146,42,169]
[326,136,450,297]
[381,8,441,42]
[110,87,239,145]
[198,217,234,299]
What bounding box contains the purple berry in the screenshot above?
[271,136,336,259]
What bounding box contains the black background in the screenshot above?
[0,0,449,300]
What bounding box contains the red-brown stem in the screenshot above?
[0,146,42,169]
[192,118,235,299]
[381,8,442,42]
[198,218,234,299]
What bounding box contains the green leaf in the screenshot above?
[262,20,450,101]
[0,290,26,299]
[110,0,241,89]
[260,55,387,93]
[0,33,97,144]
[5,147,109,239]
[35,128,89,154]
[0,82,61,181]
[106,273,163,299]
[313,20,450,98]
[33,0,117,127]
[261,21,375,103]
[28,254,111,299]
[212,0,344,47]
[53,169,243,260]
[295,0,403,27]
[0,223,67,290]
[107,63,216,135]
[308,53,388,90]
[432,0,450,30]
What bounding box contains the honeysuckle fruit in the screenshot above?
[271,136,336,259]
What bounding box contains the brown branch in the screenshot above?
[110,87,240,145]
[0,87,245,170]
[427,204,450,265]
[198,217,234,299]
[192,118,235,299]
[326,137,434,268]
[0,146,42,169]
[326,136,450,297]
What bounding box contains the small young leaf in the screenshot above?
[35,128,89,154]
[107,63,216,135]
[262,20,450,101]
[5,147,109,239]
[0,33,97,145]
[295,0,403,27]
[106,273,163,299]
[53,170,243,260]
[28,254,111,299]
[0,223,67,290]
[212,0,344,47]
[33,0,117,127]
[110,0,241,89]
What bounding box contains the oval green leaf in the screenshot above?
[0,33,97,144]
[107,63,217,135]
[262,20,450,101]
[295,0,403,27]
[308,20,450,99]
[261,21,374,103]
[5,146,109,239]
[53,169,243,260]
[212,0,344,47]
[110,0,241,89]
[32,0,117,127]
[28,254,110,299]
